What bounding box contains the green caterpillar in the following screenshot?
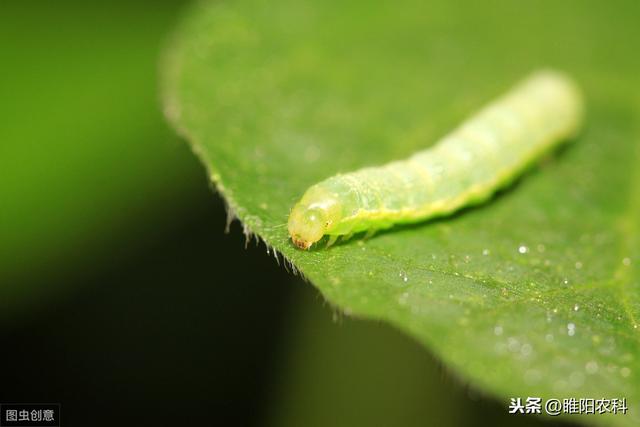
[288,70,584,249]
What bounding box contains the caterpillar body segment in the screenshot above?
[288,70,584,249]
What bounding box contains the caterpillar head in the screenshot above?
[288,187,340,250]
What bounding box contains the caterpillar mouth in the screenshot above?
[292,236,312,250]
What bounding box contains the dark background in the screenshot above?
[0,1,579,426]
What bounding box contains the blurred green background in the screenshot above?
[0,1,582,426]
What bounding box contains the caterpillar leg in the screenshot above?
[326,235,339,248]
[364,229,377,240]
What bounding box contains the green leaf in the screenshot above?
[163,0,640,424]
